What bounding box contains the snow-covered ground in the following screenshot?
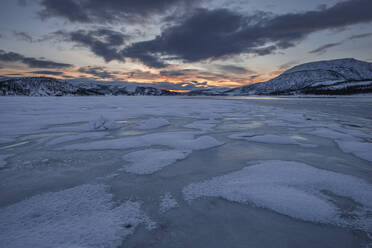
[0,96,372,248]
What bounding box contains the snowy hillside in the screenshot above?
[0,77,177,96]
[0,77,78,96]
[228,58,372,95]
[186,87,230,96]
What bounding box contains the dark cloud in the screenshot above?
[29,70,64,75]
[309,32,372,55]
[78,66,117,79]
[13,31,33,42]
[56,29,127,63]
[17,0,29,6]
[0,50,73,68]
[123,0,372,65]
[122,48,167,68]
[348,33,372,40]
[159,70,186,77]
[215,65,252,74]
[39,0,199,23]
[309,42,343,54]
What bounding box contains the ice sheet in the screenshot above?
[46,132,107,146]
[336,140,372,162]
[89,115,120,130]
[229,133,307,146]
[184,119,219,132]
[183,160,372,231]
[0,184,155,248]
[0,154,12,168]
[1,96,372,247]
[122,149,190,174]
[309,128,359,141]
[159,192,178,213]
[137,118,170,129]
[58,131,223,151]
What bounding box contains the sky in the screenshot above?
[0,0,372,91]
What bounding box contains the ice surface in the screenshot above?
[309,128,359,141]
[184,119,219,132]
[229,132,306,146]
[183,160,372,231]
[159,192,178,213]
[0,184,155,248]
[1,96,372,247]
[0,137,15,144]
[59,131,223,151]
[137,117,170,129]
[89,115,119,130]
[46,132,107,146]
[0,154,12,168]
[336,141,372,162]
[228,132,256,140]
[244,134,302,145]
[122,149,190,174]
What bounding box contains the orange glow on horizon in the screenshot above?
[0,67,277,89]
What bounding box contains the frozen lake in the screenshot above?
[0,96,372,248]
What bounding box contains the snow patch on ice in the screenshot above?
[183,160,372,231]
[229,133,307,146]
[46,132,107,146]
[0,184,155,248]
[137,118,170,130]
[122,149,190,174]
[159,192,178,213]
[89,115,119,130]
[309,128,359,141]
[59,131,223,151]
[336,141,372,162]
[327,124,371,139]
[246,134,302,145]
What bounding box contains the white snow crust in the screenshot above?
[184,160,372,231]
[122,149,190,174]
[137,117,170,130]
[159,192,179,213]
[0,184,155,248]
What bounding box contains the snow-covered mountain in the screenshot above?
[227,58,372,95]
[2,59,372,96]
[0,77,177,96]
[186,87,230,96]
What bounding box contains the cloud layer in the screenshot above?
[39,0,200,23]
[122,0,372,66]
[35,0,372,69]
[0,50,73,69]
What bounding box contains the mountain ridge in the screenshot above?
[0,77,177,96]
[227,58,372,95]
[1,58,372,96]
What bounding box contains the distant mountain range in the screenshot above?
[0,77,177,96]
[1,58,372,96]
[227,58,372,95]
